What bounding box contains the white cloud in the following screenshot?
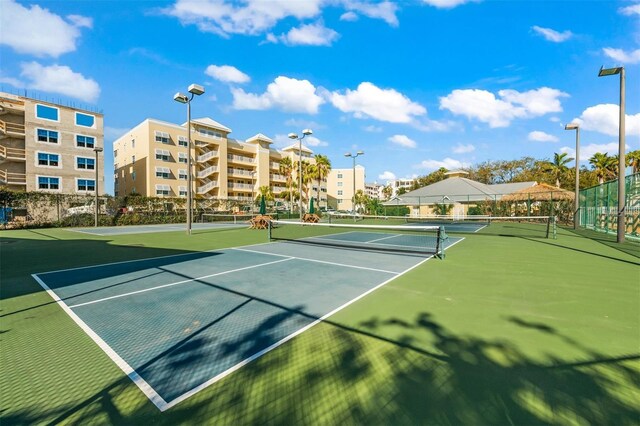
[0,76,25,87]
[19,62,100,103]
[619,4,640,16]
[528,131,559,142]
[205,64,250,83]
[573,104,640,137]
[342,1,398,26]
[231,76,324,114]
[340,11,358,21]
[550,116,561,123]
[532,25,573,42]
[416,158,469,171]
[330,82,426,123]
[104,126,131,142]
[388,134,417,148]
[0,0,91,57]
[363,125,383,132]
[602,47,640,64]
[412,118,457,132]
[560,142,621,162]
[452,143,475,153]
[304,136,328,147]
[421,0,475,9]
[439,87,568,128]
[267,21,339,46]
[379,171,397,180]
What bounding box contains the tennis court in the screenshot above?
[66,221,247,236]
[32,227,462,411]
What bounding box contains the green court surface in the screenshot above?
[1,225,638,425]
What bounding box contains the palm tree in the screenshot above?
[546,152,573,188]
[353,190,368,214]
[382,185,393,200]
[589,152,615,184]
[256,185,274,203]
[279,157,294,214]
[294,160,312,210]
[628,150,640,174]
[313,154,331,210]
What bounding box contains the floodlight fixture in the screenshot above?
[288,133,298,139]
[302,129,313,136]
[564,123,579,130]
[173,92,188,103]
[598,66,622,77]
[188,84,205,96]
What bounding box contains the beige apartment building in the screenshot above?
[0,92,104,194]
[326,165,366,211]
[113,117,327,209]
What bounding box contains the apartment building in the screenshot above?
[0,92,104,194]
[365,182,384,200]
[113,117,327,208]
[388,178,415,197]
[326,165,366,211]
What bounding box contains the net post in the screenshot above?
[268,219,273,241]
[436,226,445,259]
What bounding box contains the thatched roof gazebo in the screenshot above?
[502,183,575,202]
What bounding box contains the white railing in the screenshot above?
[228,183,253,190]
[227,154,254,163]
[270,162,280,169]
[271,186,285,193]
[197,150,219,162]
[0,169,26,185]
[0,145,26,161]
[228,168,254,177]
[197,166,219,178]
[269,173,286,181]
[197,180,218,194]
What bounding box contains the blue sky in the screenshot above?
[2,0,639,195]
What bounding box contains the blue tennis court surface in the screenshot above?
[66,222,246,236]
[32,236,462,411]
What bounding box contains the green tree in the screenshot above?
[382,185,393,200]
[353,190,368,213]
[627,150,640,174]
[256,185,274,204]
[279,157,295,213]
[312,154,331,209]
[589,152,615,184]
[545,152,573,188]
[365,197,383,215]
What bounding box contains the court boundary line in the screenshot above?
[66,257,295,309]
[31,274,169,411]
[64,222,245,236]
[162,251,436,411]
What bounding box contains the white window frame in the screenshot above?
[36,128,59,145]
[155,184,171,196]
[36,175,61,192]
[75,134,96,149]
[154,131,170,144]
[75,177,96,193]
[337,173,343,179]
[155,149,171,161]
[178,169,187,180]
[35,104,59,122]
[155,167,171,179]
[337,190,343,196]
[35,151,61,169]
[178,135,188,147]
[75,112,96,128]
[178,152,188,163]
[337,182,343,187]
[75,155,96,171]
[178,186,187,197]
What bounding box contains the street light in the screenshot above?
[93,147,103,228]
[598,66,625,243]
[174,83,205,235]
[288,129,313,221]
[345,151,364,221]
[565,123,580,230]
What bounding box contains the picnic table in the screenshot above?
[249,215,272,229]
[302,214,320,223]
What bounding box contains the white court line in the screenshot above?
[162,251,435,411]
[67,257,295,309]
[31,274,170,411]
[231,247,399,275]
[367,234,404,243]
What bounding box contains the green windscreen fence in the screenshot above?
[579,172,640,240]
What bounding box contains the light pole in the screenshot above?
[251,170,257,215]
[288,129,313,221]
[565,123,580,230]
[598,66,625,243]
[174,83,205,235]
[93,147,103,228]
[345,151,364,221]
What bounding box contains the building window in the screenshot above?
[178,153,188,163]
[155,185,170,196]
[155,149,170,161]
[77,157,95,170]
[337,199,343,204]
[178,169,187,180]
[131,171,136,181]
[35,104,59,121]
[178,136,188,147]
[337,173,343,179]
[37,153,59,167]
[154,131,170,144]
[75,112,95,128]
[179,186,187,197]
[196,128,223,139]
[77,179,96,192]
[37,129,59,143]
[76,135,95,148]
[38,176,60,190]
[155,167,170,179]
[337,182,343,187]
[113,149,118,158]
[131,155,135,164]
[337,190,343,196]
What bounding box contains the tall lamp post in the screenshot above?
[598,66,625,243]
[288,129,313,221]
[345,151,364,221]
[565,123,580,230]
[93,146,103,228]
[174,84,205,235]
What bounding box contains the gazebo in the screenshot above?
[502,183,574,218]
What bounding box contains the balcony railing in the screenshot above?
[228,168,254,177]
[0,145,26,162]
[0,120,26,137]
[227,182,253,190]
[270,161,280,169]
[0,169,27,185]
[197,150,219,162]
[269,173,286,181]
[197,165,219,179]
[197,180,218,194]
[227,154,254,164]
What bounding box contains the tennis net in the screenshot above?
[268,220,447,258]
[405,215,556,238]
[201,213,253,224]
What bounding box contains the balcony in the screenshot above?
[0,169,27,185]
[228,182,253,191]
[197,150,219,162]
[270,161,280,169]
[0,145,26,162]
[197,165,219,179]
[271,186,285,193]
[0,120,26,138]
[197,180,218,194]
[269,173,286,182]
[227,154,254,164]
[228,168,254,177]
